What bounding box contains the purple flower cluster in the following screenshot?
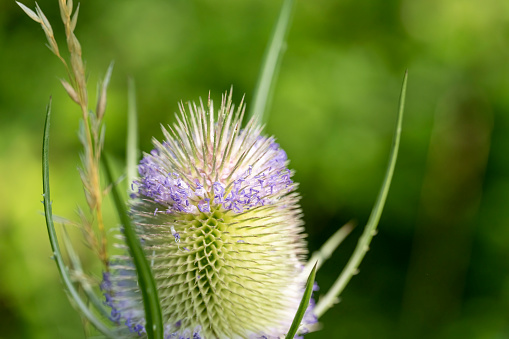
[135,149,196,214]
[212,166,293,213]
[133,140,294,215]
[100,271,146,335]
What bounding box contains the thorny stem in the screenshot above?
[314,71,407,318]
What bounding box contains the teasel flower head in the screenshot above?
[102,92,315,338]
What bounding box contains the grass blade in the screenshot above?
[285,262,317,339]
[314,71,408,318]
[248,0,295,123]
[102,155,163,339]
[126,77,139,191]
[42,98,116,338]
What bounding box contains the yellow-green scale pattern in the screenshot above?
[133,198,307,339]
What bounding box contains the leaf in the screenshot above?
[313,71,408,318]
[285,262,317,339]
[42,98,116,338]
[248,0,295,123]
[102,155,164,339]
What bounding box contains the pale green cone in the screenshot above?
[102,92,314,339]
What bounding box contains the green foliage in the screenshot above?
[2,0,509,338]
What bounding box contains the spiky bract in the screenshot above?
[103,92,312,339]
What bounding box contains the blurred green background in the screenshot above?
[1,0,509,338]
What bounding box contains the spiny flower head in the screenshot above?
[102,92,315,338]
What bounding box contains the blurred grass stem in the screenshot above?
[127,77,139,190]
[249,0,295,123]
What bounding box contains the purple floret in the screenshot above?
[133,139,293,215]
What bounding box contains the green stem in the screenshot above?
[314,71,408,318]
[248,0,296,123]
[126,77,139,191]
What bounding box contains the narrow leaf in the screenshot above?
[248,0,295,123]
[314,71,408,318]
[42,98,116,338]
[126,77,139,191]
[285,262,317,339]
[102,155,163,339]
[16,2,41,23]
